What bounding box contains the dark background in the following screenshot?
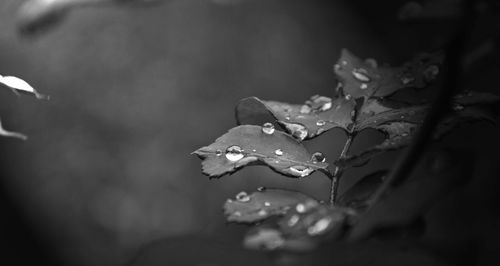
[1,0,499,265]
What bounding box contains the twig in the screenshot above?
[329,133,355,206]
[348,0,477,240]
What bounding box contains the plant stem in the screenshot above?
[329,133,355,206]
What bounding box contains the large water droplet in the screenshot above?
[311,96,333,111]
[233,211,242,217]
[311,152,326,163]
[288,165,314,177]
[257,186,266,192]
[264,201,271,207]
[307,217,333,236]
[225,145,244,162]
[258,209,268,216]
[352,68,371,82]
[360,83,368,90]
[236,191,250,202]
[281,122,308,141]
[274,149,284,156]
[316,120,326,126]
[262,122,275,135]
[287,214,300,227]
[345,94,352,100]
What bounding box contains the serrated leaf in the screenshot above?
[236,96,356,140]
[224,188,318,223]
[334,49,443,99]
[245,205,355,251]
[0,74,48,99]
[17,0,162,36]
[338,170,388,210]
[0,117,28,140]
[193,125,328,178]
[347,150,473,241]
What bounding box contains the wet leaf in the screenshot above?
[338,92,500,167]
[0,74,48,99]
[244,205,355,251]
[0,117,28,140]
[224,188,318,223]
[338,170,388,210]
[236,96,356,140]
[347,150,473,241]
[193,125,328,178]
[334,49,443,99]
[17,0,162,36]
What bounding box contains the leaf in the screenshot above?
[236,96,356,140]
[244,204,355,251]
[337,92,500,167]
[333,49,443,99]
[0,117,28,140]
[347,149,473,241]
[0,74,48,99]
[193,125,328,178]
[338,170,388,210]
[17,0,162,36]
[223,188,319,223]
[398,0,462,21]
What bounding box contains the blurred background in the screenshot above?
[1,0,499,265]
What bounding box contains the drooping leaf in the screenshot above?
[338,170,388,210]
[333,49,443,100]
[224,188,319,223]
[0,117,28,140]
[0,74,48,99]
[244,204,355,251]
[236,95,356,140]
[17,0,163,36]
[193,125,328,178]
[347,149,473,241]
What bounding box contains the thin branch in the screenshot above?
[348,0,477,240]
[329,133,355,206]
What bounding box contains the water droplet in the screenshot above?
[334,64,341,72]
[320,101,333,111]
[215,150,222,156]
[226,199,233,203]
[341,60,348,66]
[352,68,371,82]
[401,75,415,85]
[400,115,405,119]
[345,94,352,100]
[311,152,326,163]
[307,217,333,236]
[287,214,300,227]
[233,211,242,217]
[262,122,275,135]
[281,122,308,141]
[453,104,464,111]
[274,149,284,156]
[360,83,368,90]
[316,120,326,126]
[350,110,356,117]
[252,149,256,152]
[236,191,250,202]
[257,186,266,192]
[423,65,439,81]
[300,105,312,114]
[285,116,291,120]
[296,203,306,213]
[225,145,244,162]
[288,165,314,177]
[401,133,409,137]
[264,201,271,207]
[258,209,268,216]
